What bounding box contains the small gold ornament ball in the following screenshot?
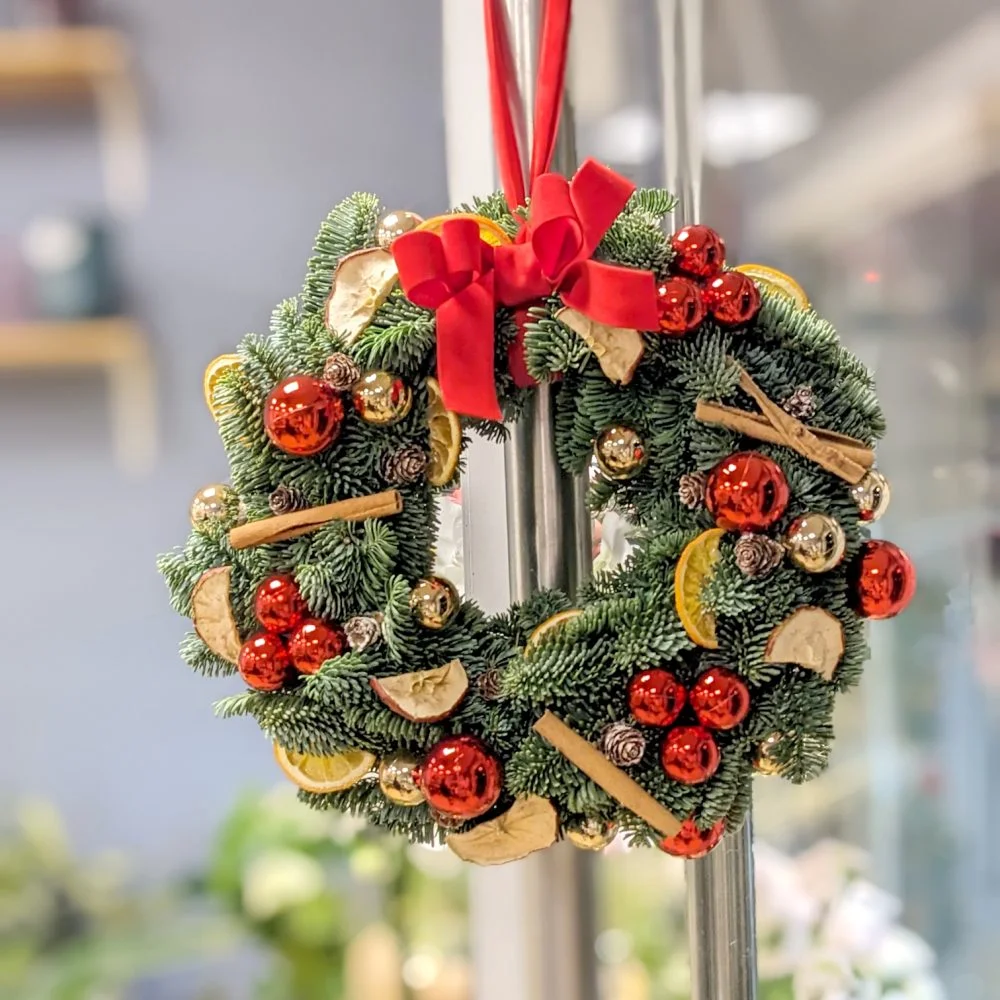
[850,468,891,523]
[409,576,460,630]
[376,210,424,250]
[352,370,414,426]
[566,818,618,851]
[753,732,784,775]
[594,425,648,480]
[189,483,237,530]
[784,512,846,573]
[378,751,426,806]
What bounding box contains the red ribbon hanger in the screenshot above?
[392,0,660,421]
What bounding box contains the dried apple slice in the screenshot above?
[370,659,469,722]
[556,306,645,385]
[191,566,241,664]
[447,796,559,865]
[764,606,844,680]
[324,247,399,344]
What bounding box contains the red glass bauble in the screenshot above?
[849,540,916,619]
[703,271,761,326]
[661,725,720,784]
[705,451,790,531]
[238,632,291,691]
[254,574,308,634]
[628,669,686,727]
[690,668,750,730]
[670,225,726,278]
[264,375,344,456]
[656,277,706,335]
[658,818,726,859]
[287,619,347,674]
[419,735,503,819]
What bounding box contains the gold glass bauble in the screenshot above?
[566,818,618,851]
[352,370,413,426]
[376,210,424,250]
[849,468,891,523]
[378,751,426,807]
[753,732,784,775]
[409,576,460,630]
[189,483,238,530]
[593,425,648,480]
[784,512,846,574]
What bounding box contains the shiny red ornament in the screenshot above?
[287,619,347,675]
[656,277,706,335]
[706,451,790,532]
[264,375,345,456]
[628,669,686,727]
[254,574,308,634]
[849,540,916,619]
[703,271,761,326]
[658,818,726,859]
[670,225,726,279]
[690,668,750,730]
[419,735,503,819]
[238,632,291,691]
[661,725,720,784]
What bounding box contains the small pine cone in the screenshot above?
[477,667,503,701]
[323,352,361,391]
[344,614,383,652]
[381,444,428,485]
[782,385,816,421]
[678,471,707,510]
[734,532,785,577]
[600,722,646,767]
[269,484,307,516]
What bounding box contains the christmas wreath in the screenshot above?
[159,4,914,865]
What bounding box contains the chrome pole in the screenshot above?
[658,3,759,998]
[501,3,598,1000]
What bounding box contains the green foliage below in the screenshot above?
[160,187,888,848]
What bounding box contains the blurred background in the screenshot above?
[0,0,994,996]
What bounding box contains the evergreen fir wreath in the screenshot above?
[159,2,914,864]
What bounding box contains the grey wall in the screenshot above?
[0,0,447,872]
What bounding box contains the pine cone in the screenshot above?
[734,532,785,577]
[344,614,382,652]
[782,384,816,421]
[678,471,707,509]
[269,484,307,516]
[381,444,428,485]
[477,667,503,701]
[323,352,361,391]
[600,722,646,767]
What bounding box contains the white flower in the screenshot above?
[860,926,935,981]
[820,879,901,961]
[792,950,857,1000]
[794,839,869,906]
[242,849,326,921]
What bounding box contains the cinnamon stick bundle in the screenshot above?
[228,489,403,549]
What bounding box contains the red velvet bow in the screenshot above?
[392,218,502,421]
[495,158,660,331]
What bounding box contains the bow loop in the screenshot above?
[528,173,582,280]
[393,219,491,310]
[569,159,635,254]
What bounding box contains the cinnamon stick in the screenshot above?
[228,489,403,549]
[694,401,874,468]
[533,711,681,838]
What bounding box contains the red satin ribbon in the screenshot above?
[391,0,658,420]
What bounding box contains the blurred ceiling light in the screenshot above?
[586,104,661,166]
[703,91,821,167]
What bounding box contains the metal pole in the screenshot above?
[500,4,599,1000]
[657,3,759,998]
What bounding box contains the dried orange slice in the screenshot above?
[426,376,462,486]
[526,609,583,653]
[734,264,809,310]
[274,744,376,794]
[203,353,242,422]
[674,528,724,649]
[417,212,513,247]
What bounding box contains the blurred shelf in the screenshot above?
[0,318,156,475]
[0,27,130,102]
[0,28,148,216]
